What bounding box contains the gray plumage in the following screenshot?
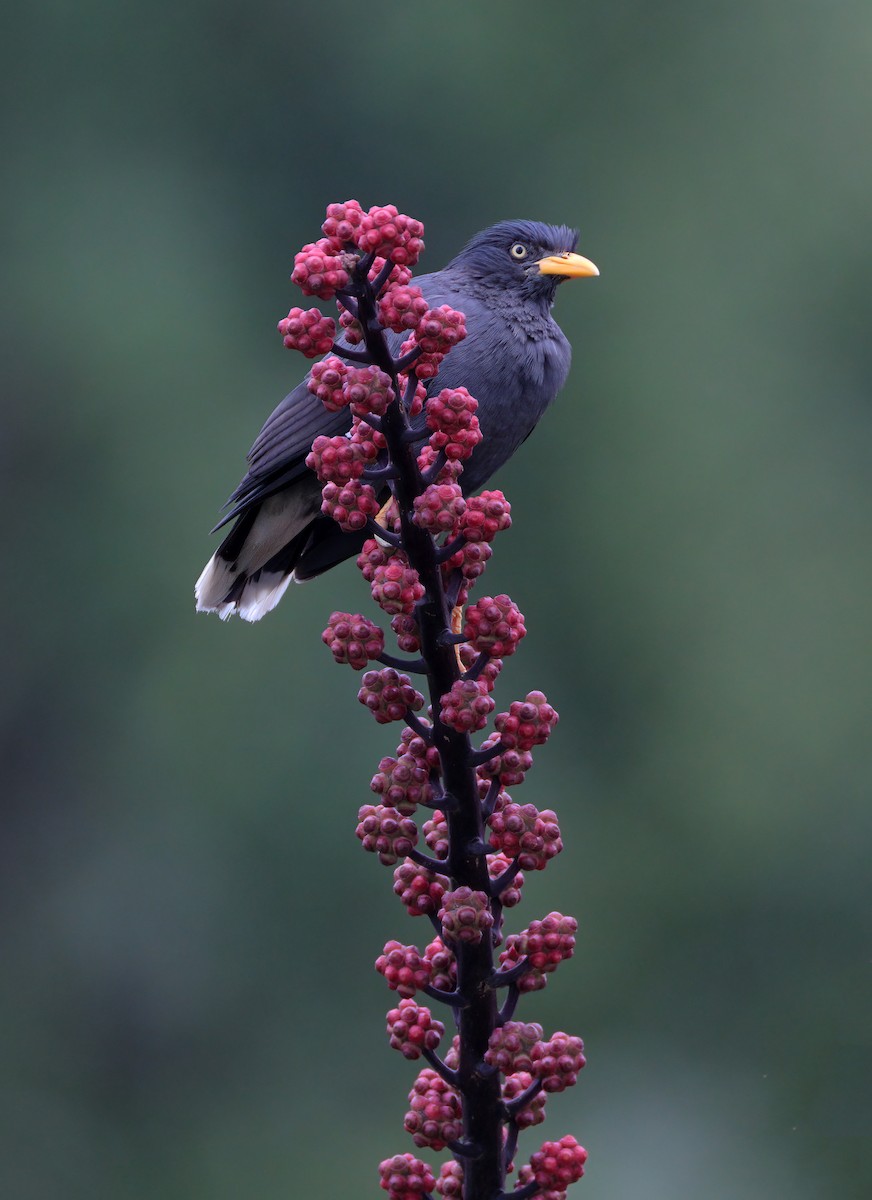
[196,220,594,620]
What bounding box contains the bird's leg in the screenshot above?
[451,600,465,672]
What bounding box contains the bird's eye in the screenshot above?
[509,242,528,260]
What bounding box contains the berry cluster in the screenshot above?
[277,306,336,357]
[356,805,418,866]
[425,386,482,460]
[291,239,351,300]
[393,860,449,916]
[404,1068,462,1149]
[320,479,380,532]
[281,203,586,1199]
[358,668,424,724]
[438,887,493,946]
[321,611,384,669]
[386,999,445,1060]
[488,800,563,871]
[438,678,495,733]
[372,753,433,814]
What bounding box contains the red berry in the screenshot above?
[439,887,494,947]
[306,435,374,485]
[375,941,431,998]
[391,613,421,654]
[404,1067,462,1150]
[423,936,456,992]
[425,386,481,459]
[343,364,394,418]
[356,804,418,865]
[386,998,444,1060]
[372,753,433,814]
[370,554,425,616]
[322,611,384,669]
[500,913,577,991]
[460,490,512,542]
[485,1021,544,1075]
[291,238,351,300]
[307,354,348,410]
[526,1135,588,1194]
[393,860,449,916]
[277,306,336,357]
[487,801,563,871]
[321,198,364,249]
[531,1032,587,1093]
[477,735,533,786]
[495,690,559,751]
[504,1070,547,1128]
[422,810,449,859]
[464,595,526,657]
[378,1152,436,1200]
[378,284,429,333]
[435,1161,463,1199]
[358,667,425,724]
[413,481,466,536]
[438,678,495,733]
[321,479,381,532]
[412,306,467,378]
[487,851,525,907]
[357,205,425,266]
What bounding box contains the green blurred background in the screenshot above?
[3,2,870,1196]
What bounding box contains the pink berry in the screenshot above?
[277,306,336,357]
[438,678,495,733]
[356,804,418,865]
[307,354,348,410]
[291,238,351,300]
[413,481,466,536]
[464,595,526,657]
[487,801,563,871]
[378,1152,436,1199]
[485,1021,544,1075]
[404,1067,462,1150]
[495,691,559,751]
[386,998,444,1060]
[371,753,433,814]
[393,860,449,916]
[460,490,512,542]
[321,198,364,249]
[321,611,384,669]
[357,667,425,724]
[375,941,430,998]
[531,1032,587,1093]
[439,887,493,947]
[320,479,381,532]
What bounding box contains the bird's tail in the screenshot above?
[195,491,316,621]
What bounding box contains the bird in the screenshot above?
[195,219,598,621]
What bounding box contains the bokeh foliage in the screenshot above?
[2,2,870,1197]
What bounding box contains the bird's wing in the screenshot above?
[215,378,352,527]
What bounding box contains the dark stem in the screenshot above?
[376,652,427,673]
[490,857,522,898]
[437,533,467,563]
[498,984,520,1025]
[491,957,531,988]
[463,649,492,682]
[409,847,448,874]
[353,272,506,1200]
[422,1045,460,1088]
[329,343,372,364]
[470,740,506,767]
[504,1077,542,1117]
[365,518,401,547]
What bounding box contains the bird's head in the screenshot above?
[447,220,599,305]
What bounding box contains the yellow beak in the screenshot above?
[536,251,600,279]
